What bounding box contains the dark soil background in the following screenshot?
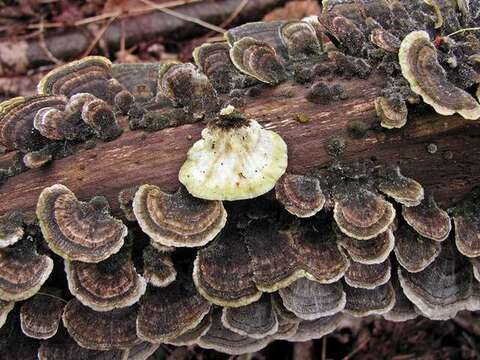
[0,0,479,359]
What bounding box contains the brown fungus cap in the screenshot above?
[157,62,218,119]
[270,295,300,341]
[81,98,122,141]
[111,63,160,104]
[383,275,418,322]
[133,184,227,248]
[288,313,343,342]
[63,299,140,350]
[344,282,395,317]
[399,31,480,120]
[20,292,65,339]
[36,184,128,263]
[398,239,480,320]
[453,188,480,257]
[65,256,147,312]
[374,95,408,129]
[394,224,441,273]
[136,274,211,343]
[38,330,126,360]
[165,310,212,346]
[344,258,391,290]
[0,240,53,301]
[402,196,451,241]
[370,28,400,53]
[279,21,322,59]
[193,42,243,94]
[337,228,395,265]
[334,189,396,240]
[0,299,14,329]
[221,294,278,339]
[0,95,66,152]
[23,150,52,169]
[197,308,272,355]
[275,173,325,218]
[142,245,177,288]
[118,187,138,222]
[278,278,345,320]
[229,37,287,85]
[193,226,261,307]
[0,212,24,248]
[376,165,424,207]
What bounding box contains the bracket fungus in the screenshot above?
[136,274,211,343]
[374,95,408,129]
[334,188,396,240]
[275,173,325,218]
[221,294,278,339]
[65,255,146,312]
[337,229,395,265]
[402,195,451,242]
[344,259,391,289]
[453,188,480,257]
[36,184,128,263]
[399,30,480,120]
[165,311,212,346]
[62,299,139,350]
[132,184,226,247]
[344,282,396,317]
[0,212,23,248]
[179,105,288,201]
[142,245,177,287]
[20,292,65,339]
[279,21,322,60]
[278,278,345,320]
[376,165,424,207]
[288,314,343,343]
[0,239,53,301]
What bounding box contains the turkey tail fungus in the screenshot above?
[0,0,479,356]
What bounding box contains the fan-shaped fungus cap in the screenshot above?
[0,212,23,248]
[142,245,176,287]
[0,240,53,301]
[65,255,146,312]
[193,42,243,94]
[166,310,212,346]
[0,299,14,328]
[38,56,112,97]
[398,240,479,320]
[383,275,418,322]
[275,173,325,218]
[230,37,287,84]
[370,28,400,53]
[157,62,218,118]
[36,184,128,263]
[288,314,343,342]
[337,228,395,265]
[38,332,126,360]
[136,274,211,343]
[278,278,345,320]
[279,21,322,59]
[402,196,451,241]
[198,308,272,355]
[270,294,300,340]
[374,95,408,129]
[394,224,441,273]
[376,165,424,206]
[20,291,65,339]
[345,259,391,289]
[81,98,122,141]
[344,282,395,317]
[193,226,261,307]
[0,95,66,152]
[63,299,139,350]
[283,226,349,283]
[453,188,480,257]
[334,189,396,240]
[111,63,160,104]
[133,184,227,247]
[222,294,278,339]
[399,30,480,120]
[179,105,288,201]
[118,187,138,222]
[23,150,52,169]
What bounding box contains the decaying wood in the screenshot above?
[0,0,286,75]
[0,72,478,217]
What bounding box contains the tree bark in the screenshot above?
[0,72,478,217]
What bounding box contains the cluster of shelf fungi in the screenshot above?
[0,0,480,358]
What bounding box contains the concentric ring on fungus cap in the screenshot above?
[133,184,227,248]
[36,184,128,263]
